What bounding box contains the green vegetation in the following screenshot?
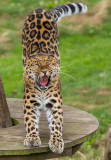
[12,118,19,126]
[0,0,111,159]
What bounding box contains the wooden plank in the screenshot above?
[0,77,12,128]
[63,105,99,125]
[0,147,72,160]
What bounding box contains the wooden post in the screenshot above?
[0,76,12,128]
[104,127,111,160]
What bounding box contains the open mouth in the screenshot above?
[38,76,50,90]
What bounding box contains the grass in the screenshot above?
[0,0,111,159]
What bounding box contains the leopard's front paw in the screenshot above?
[49,134,64,154]
[24,134,41,147]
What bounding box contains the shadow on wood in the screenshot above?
[0,76,12,128]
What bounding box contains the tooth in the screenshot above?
[45,86,47,88]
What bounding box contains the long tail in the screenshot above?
[52,3,87,22]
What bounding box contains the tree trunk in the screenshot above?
[104,127,111,160]
[0,76,12,128]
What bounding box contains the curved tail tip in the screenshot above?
[79,3,88,14]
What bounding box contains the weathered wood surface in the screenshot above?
[104,127,111,160]
[0,98,99,160]
[0,77,12,128]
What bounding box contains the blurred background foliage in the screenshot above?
[0,0,111,159]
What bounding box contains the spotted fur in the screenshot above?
[22,3,87,154]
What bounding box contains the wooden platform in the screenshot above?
[0,98,99,160]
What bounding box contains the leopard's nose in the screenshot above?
[42,71,47,76]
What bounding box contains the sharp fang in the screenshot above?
[45,86,47,88]
[41,86,43,88]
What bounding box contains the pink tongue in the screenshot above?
[39,76,48,87]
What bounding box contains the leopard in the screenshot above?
[22,3,87,154]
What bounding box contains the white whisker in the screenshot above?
[60,63,74,68]
[15,73,23,77]
[59,71,75,80]
[60,61,69,65]
[60,70,72,73]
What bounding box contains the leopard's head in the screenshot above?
[23,54,60,90]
